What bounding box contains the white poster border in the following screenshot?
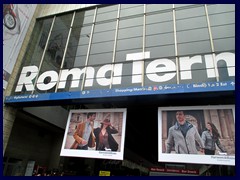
[158,105,235,166]
[60,108,127,160]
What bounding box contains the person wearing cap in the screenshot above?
[71,112,96,150]
[94,118,119,151]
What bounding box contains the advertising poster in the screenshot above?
[3,4,37,89]
[60,108,127,160]
[158,105,235,166]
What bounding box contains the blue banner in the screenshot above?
[4,81,235,104]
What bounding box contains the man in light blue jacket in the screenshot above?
[166,111,205,154]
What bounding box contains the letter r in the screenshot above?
[15,66,38,92]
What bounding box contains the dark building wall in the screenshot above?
[4,113,64,175]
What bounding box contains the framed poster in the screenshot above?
[60,108,127,160]
[158,105,235,165]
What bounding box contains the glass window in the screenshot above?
[208,6,235,53]
[119,17,143,29]
[73,10,94,27]
[146,12,173,25]
[34,14,73,93]
[120,5,144,18]
[213,38,235,52]
[77,26,92,37]
[73,55,87,67]
[120,4,143,9]
[175,6,211,56]
[174,4,195,8]
[77,36,91,46]
[81,14,94,25]
[146,45,175,59]
[175,6,205,19]
[115,48,142,63]
[13,17,54,95]
[209,13,235,26]
[116,16,143,62]
[118,26,143,39]
[64,56,81,68]
[211,24,235,39]
[146,33,174,47]
[41,13,73,74]
[88,41,114,65]
[90,41,114,54]
[94,21,116,32]
[88,52,113,65]
[96,6,118,21]
[208,12,235,26]
[146,4,172,13]
[23,18,53,67]
[92,30,116,43]
[146,21,174,35]
[177,28,210,43]
[97,5,118,14]
[75,45,89,56]
[65,25,91,69]
[67,32,80,48]
[177,41,211,56]
[87,21,116,65]
[96,11,118,22]
[117,37,142,51]
[52,13,72,31]
[176,16,208,31]
[83,9,95,16]
[207,4,235,15]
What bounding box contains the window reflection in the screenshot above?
[12,4,235,95]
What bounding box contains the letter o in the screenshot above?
[36,71,58,91]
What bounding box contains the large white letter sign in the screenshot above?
[36,71,58,91]
[15,66,38,92]
[146,59,176,82]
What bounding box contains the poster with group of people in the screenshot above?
[158,105,235,166]
[60,109,127,160]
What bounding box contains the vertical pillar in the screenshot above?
[162,111,167,139]
[218,109,229,138]
[162,111,167,153]
[3,5,41,156]
[209,110,222,137]
[225,109,235,141]
[203,109,211,125]
[3,106,17,155]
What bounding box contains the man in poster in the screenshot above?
[166,110,205,154]
[70,113,96,150]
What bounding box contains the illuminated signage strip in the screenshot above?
[4,81,235,104]
[150,167,199,175]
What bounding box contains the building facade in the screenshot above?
[3,4,235,176]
